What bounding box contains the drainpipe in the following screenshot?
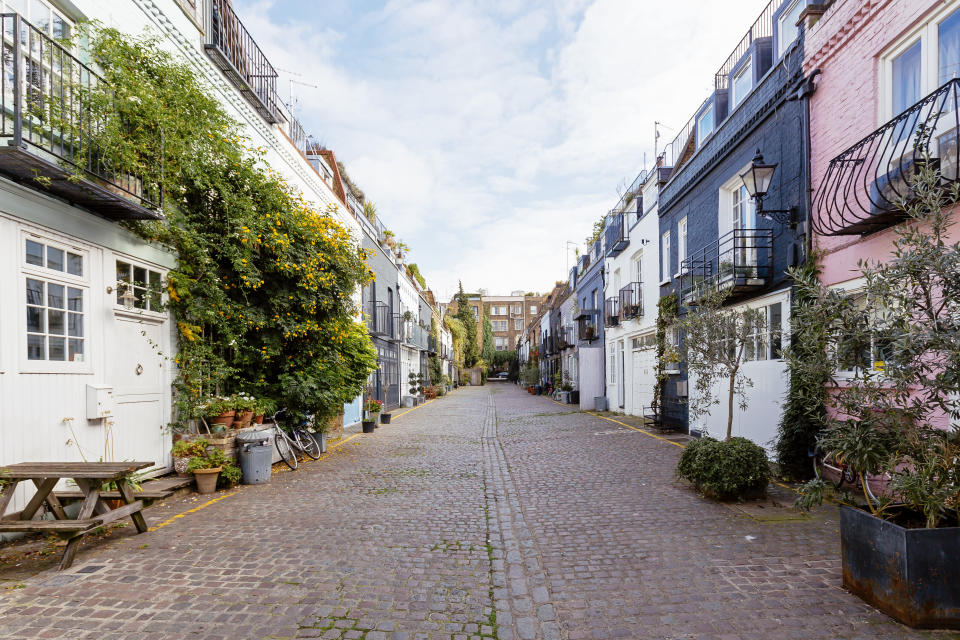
[792,68,822,262]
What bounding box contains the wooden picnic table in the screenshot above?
[0,461,152,570]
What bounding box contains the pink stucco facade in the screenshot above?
[805,0,957,286]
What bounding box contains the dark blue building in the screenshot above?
[574,239,606,410]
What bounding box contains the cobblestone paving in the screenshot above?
[0,385,956,639]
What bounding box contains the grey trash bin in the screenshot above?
[594,396,608,412]
[236,430,272,485]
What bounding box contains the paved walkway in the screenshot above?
[0,385,955,639]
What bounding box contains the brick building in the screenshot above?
[448,290,544,353]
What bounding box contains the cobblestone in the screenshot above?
[0,385,954,639]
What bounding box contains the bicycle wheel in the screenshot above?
[295,429,322,459]
[275,429,298,470]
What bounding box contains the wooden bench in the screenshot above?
[0,462,152,570]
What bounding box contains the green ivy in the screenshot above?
[72,26,377,427]
[652,293,678,417]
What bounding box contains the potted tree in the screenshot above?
[407,372,419,406]
[416,372,425,404]
[364,398,383,428]
[187,449,226,495]
[796,162,960,629]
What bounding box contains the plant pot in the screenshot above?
[193,467,222,495]
[840,505,960,628]
[209,410,235,429]
[362,420,376,433]
[234,410,254,429]
[370,413,381,428]
[253,414,265,425]
[173,456,192,478]
[380,413,392,424]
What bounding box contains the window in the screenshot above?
[22,236,86,364]
[472,306,479,320]
[514,319,522,330]
[631,251,643,285]
[743,302,783,362]
[115,261,163,312]
[512,304,522,314]
[697,104,714,145]
[3,0,73,40]
[777,0,806,58]
[677,217,687,274]
[731,58,753,109]
[631,333,656,350]
[608,342,616,385]
[661,231,671,281]
[493,320,508,332]
[833,293,898,374]
[530,305,537,314]
[884,5,960,118]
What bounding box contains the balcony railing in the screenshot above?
[0,14,162,220]
[618,282,643,320]
[605,213,628,256]
[575,310,600,343]
[604,297,620,327]
[367,302,396,339]
[402,321,429,350]
[679,229,773,304]
[814,79,960,236]
[428,335,437,354]
[205,0,281,124]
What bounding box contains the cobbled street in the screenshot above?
[0,386,954,640]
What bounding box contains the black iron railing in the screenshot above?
[605,213,629,256]
[604,297,620,327]
[0,14,162,219]
[367,302,395,338]
[679,229,773,303]
[576,310,600,343]
[618,282,643,320]
[814,79,960,236]
[206,0,281,123]
[714,0,781,90]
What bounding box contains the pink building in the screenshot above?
[807,0,960,292]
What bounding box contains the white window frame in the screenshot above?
[697,104,714,146]
[530,305,537,314]
[880,2,960,121]
[112,257,167,321]
[777,0,806,59]
[731,57,753,110]
[19,230,93,374]
[608,341,617,385]
[661,230,671,284]
[2,0,74,39]
[676,217,687,277]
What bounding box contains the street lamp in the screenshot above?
[739,150,796,226]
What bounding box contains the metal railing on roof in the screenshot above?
[714,0,783,90]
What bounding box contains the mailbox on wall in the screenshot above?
[86,384,114,420]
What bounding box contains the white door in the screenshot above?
[617,340,625,408]
[632,348,655,413]
[107,317,168,468]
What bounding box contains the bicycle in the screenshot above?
[265,409,322,470]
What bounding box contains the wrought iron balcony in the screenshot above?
[401,321,429,350]
[367,302,395,339]
[815,79,960,236]
[679,229,773,305]
[618,282,643,320]
[604,297,620,327]
[575,309,600,343]
[605,213,629,256]
[205,0,281,124]
[0,14,162,220]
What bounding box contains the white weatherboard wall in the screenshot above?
[687,288,791,453]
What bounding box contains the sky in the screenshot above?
[235,0,771,302]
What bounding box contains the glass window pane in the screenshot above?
[893,40,922,114]
[769,303,782,358]
[47,283,63,308]
[116,261,131,283]
[133,286,147,309]
[46,246,63,271]
[148,271,162,310]
[67,252,82,276]
[133,266,147,287]
[69,338,83,362]
[778,0,804,57]
[30,0,50,33]
[26,278,43,305]
[48,309,64,335]
[68,312,83,337]
[25,239,43,266]
[67,287,82,312]
[940,9,960,85]
[52,14,68,40]
[27,334,44,360]
[26,306,43,332]
[48,336,65,361]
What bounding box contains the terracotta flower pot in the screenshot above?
[253,414,265,425]
[210,410,235,429]
[193,467,222,495]
[234,410,254,429]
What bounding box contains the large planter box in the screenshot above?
[840,505,960,629]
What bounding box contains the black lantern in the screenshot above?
[739,149,796,226]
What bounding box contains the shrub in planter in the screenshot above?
[188,449,227,494]
[171,438,208,477]
[676,436,770,501]
[200,396,235,430]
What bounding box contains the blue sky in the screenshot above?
[235,0,770,301]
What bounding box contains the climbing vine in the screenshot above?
[652,293,678,417]
[66,26,377,427]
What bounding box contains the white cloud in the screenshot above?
[237,0,771,299]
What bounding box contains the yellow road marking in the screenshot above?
[391,397,437,420]
[149,490,240,531]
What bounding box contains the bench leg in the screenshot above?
[0,480,19,520]
[19,478,59,521]
[58,533,85,571]
[117,481,148,534]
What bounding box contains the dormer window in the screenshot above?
[776,0,806,59]
[731,57,753,110]
[697,104,715,146]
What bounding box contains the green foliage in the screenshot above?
[406,263,427,289]
[73,27,377,428]
[652,294,678,417]
[187,448,227,472]
[362,200,377,223]
[171,438,207,458]
[481,313,494,364]
[455,282,479,367]
[775,257,831,479]
[218,459,242,488]
[491,350,516,368]
[677,437,770,501]
[520,362,539,386]
[584,214,605,247]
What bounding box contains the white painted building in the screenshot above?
[603,168,662,417]
[0,0,364,512]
